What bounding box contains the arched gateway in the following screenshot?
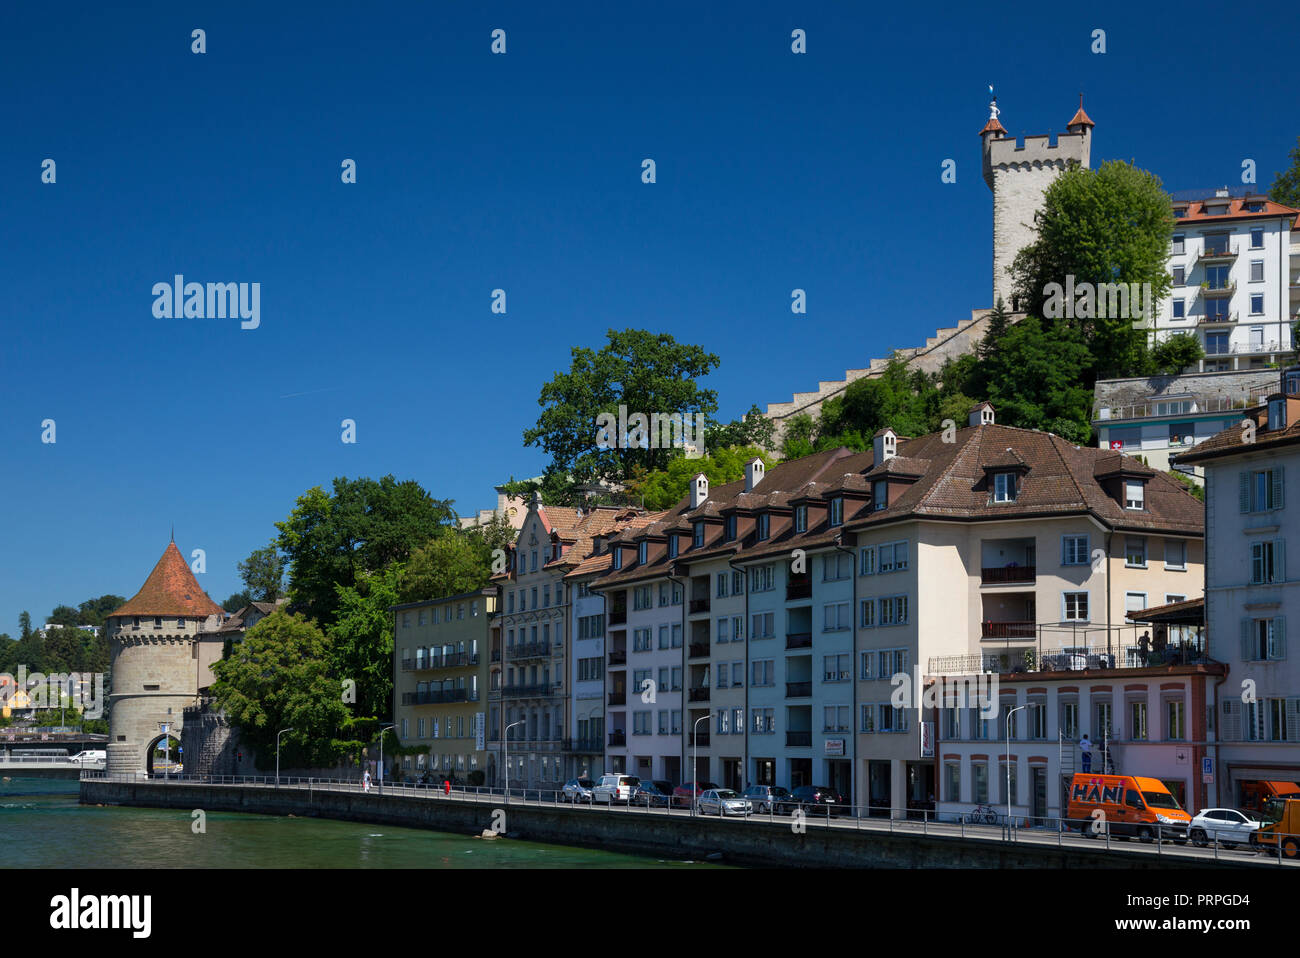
[104,540,225,777]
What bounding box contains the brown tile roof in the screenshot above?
[545,507,653,570]
[1176,402,1300,463]
[1170,195,1298,226]
[112,542,224,619]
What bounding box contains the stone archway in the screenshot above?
[144,733,183,777]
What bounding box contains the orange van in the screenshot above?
[1066,773,1191,842]
[1239,779,1300,815]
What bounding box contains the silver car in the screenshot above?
[742,784,790,813]
[562,777,596,803]
[698,788,753,817]
[1188,808,1262,849]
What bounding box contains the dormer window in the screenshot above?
[668,536,678,558]
[873,481,887,511]
[757,513,770,541]
[638,542,647,565]
[725,515,737,541]
[795,505,807,532]
[154,616,163,629]
[1124,480,1145,511]
[132,617,141,631]
[612,548,623,570]
[829,497,844,527]
[1285,372,1300,396]
[993,472,1017,503]
[694,523,705,548]
[1269,399,1286,431]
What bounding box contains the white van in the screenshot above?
[592,773,640,804]
[69,750,106,764]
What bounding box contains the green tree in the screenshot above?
[210,611,354,769]
[1011,160,1174,379]
[1149,333,1205,376]
[523,329,721,499]
[707,404,777,452]
[979,298,1014,360]
[223,590,254,613]
[625,446,774,511]
[1269,136,1300,210]
[238,542,286,601]
[48,605,80,627]
[76,595,126,629]
[275,475,457,625]
[398,533,493,604]
[329,567,404,723]
[18,611,32,641]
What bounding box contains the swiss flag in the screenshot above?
[1110,441,1123,450]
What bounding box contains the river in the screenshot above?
[1,778,721,869]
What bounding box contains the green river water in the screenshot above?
[0,778,721,869]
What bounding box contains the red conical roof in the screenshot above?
[980,115,1006,136]
[1068,96,1094,129]
[112,541,224,619]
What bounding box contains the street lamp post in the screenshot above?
[276,728,294,788]
[377,723,395,794]
[691,713,709,817]
[1006,705,1026,835]
[504,720,525,802]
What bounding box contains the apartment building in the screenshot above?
[1151,188,1298,371]
[845,406,1205,814]
[1092,369,1276,479]
[391,588,495,782]
[1178,367,1300,804]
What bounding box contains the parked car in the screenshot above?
[698,788,753,817]
[673,781,719,808]
[69,750,106,764]
[775,786,848,817]
[1187,808,1262,849]
[592,773,640,804]
[562,777,597,803]
[742,784,790,813]
[633,780,674,807]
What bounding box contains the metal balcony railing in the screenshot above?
[607,730,626,747]
[785,632,812,650]
[688,686,711,702]
[689,598,711,614]
[609,609,627,625]
[785,681,813,698]
[785,731,812,747]
[608,691,626,706]
[507,642,550,661]
[401,688,469,706]
[688,642,710,659]
[786,579,812,600]
[608,650,627,666]
[980,566,1035,584]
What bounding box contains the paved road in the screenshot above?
[85,774,1298,868]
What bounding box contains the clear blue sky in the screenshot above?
[1,0,1294,630]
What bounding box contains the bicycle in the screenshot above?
[966,803,998,825]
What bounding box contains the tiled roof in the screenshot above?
[980,116,1006,136]
[1170,195,1299,226]
[544,507,652,570]
[112,542,224,619]
[1067,104,1094,128]
[1176,401,1300,463]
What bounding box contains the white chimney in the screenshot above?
[968,403,995,427]
[744,458,765,492]
[873,428,897,465]
[690,473,709,509]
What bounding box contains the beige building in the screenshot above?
[392,588,495,783]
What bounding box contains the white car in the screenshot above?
[1188,808,1261,849]
[592,774,640,804]
[698,788,753,817]
[562,778,596,803]
[69,750,106,764]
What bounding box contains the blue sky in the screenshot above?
[1,0,1295,630]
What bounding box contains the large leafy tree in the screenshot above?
[48,605,80,627]
[238,541,285,601]
[523,329,721,500]
[76,595,126,629]
[1270,136,1300,210]
[1011,160,1174,379]
[275,476,457,625]
[626,446,774,511]
[398,532,493,605]
[210,611,354,769]
[222,590,254,613]
[329,567,403,724]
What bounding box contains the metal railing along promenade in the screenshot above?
[77,771,1299,867]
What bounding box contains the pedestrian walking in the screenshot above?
[363,769,372,793]
[1079,734,1093,773]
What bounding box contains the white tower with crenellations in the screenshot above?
[982,94,1094,309]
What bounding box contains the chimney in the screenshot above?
[690,473,709,509]
[744,458,765,492]
[968,402,995,427]
[873,428,898,465]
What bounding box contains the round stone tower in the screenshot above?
[105,540,224,777]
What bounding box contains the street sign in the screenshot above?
[1202,756,1214,784]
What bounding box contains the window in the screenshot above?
[633,586,651,611]
[1130,700,1148,740]
[638,542,647,565]
[993,472,1016,503]
[732,570,744,595]
[878,595,908,626]
[531,551,537,572]
[794,505,807,533]
[1269,399,1286,432]
[1171,234,1184,254]
[823,602,851,632]
[716,573,728,598]
[748,565,774,593]
[824,653,850,682]
[1242,467,1284,512]
[873,480,887,511]
[725,515,737,541]
[1250,294,1264,316]
[752,660,774,687]
[1062,534,1089,565]
[1250,260,1264,283]
[860,546,876,575]
[945,763,961,802]
[1172,298,1184,319]
[878,540,908,572]
[823,552,852,581]
[1060,701,1079,740]
[1172,265,1185,286]
[154,616,163,629]
[972,763,989,804]
[1250,540,1284,584]
[757,513,770,540]
[1063,592,1089,621]
[612,549,622,570]
[507,592,514,613]
[731,615,743,641]
[752,708,775,734]
[671,623,682,647]
[1027,702,1047,739]
[1124,481,1145,511]
[1125,537,1147,567]
[1164,539,1186,571]
[829,498,843,527]
[859,599,875,628]
[668,536,678,558]
[1206,331,1229,355]
[1166,699,1185,741]
[750,612,775,639]
[716,617,729,643]
[1250,227,1264,249]
[693,523,705,548]
[633,629,652,652]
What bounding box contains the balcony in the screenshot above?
[563,737,604,753]
[981,565,1035,585]
[981,620,1037,639]
[401,688,469,706]
[930,640,1211,675]
[689,597,711,614]
[688,686,711,703]
[1201,281,1236,299]
[785,731,812,747]
[689,731,710,747]
[1197,246,1237,263]
[608,690,626,706]
[785,681,812,698]
[507,641,550,661]
[608,650,627,666]
[1198,311,1238,325]
[688,641,710,659]
[500,683,557,699]
[786,578,812,601]
[490,649,502,663]
[401,651,479,671]
[609,609,627,626]
[785,632,812,650]
[608,730,626,747]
